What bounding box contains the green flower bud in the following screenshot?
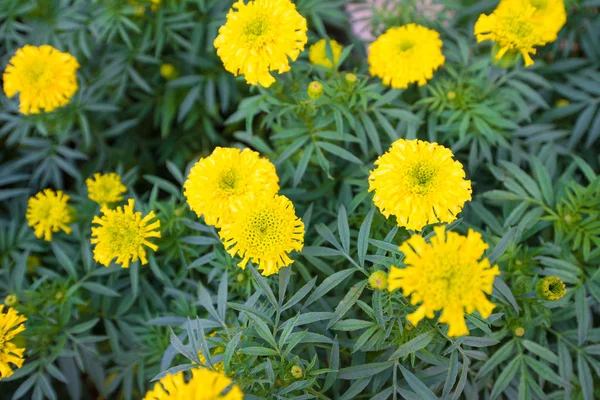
[236,273,245,283]
[160,63,178,80]
[290,365,303,379]
[446,91,456,100]
[345,73,358,85]
[368,270,388,291]
[535,276,566,301]
[513,326,525,337]
[307,81,323,99]
[4,294,18,306]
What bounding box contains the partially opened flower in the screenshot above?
[0,306,27,380]
[143,368,243,400]
[26,189,73,241]
[388,226,500,337]
[309,39,343,68]
[91,199,161,268]
[474,0,566,67]
[368,139,472,231]
[184,147,279,227]
[86,173,127,205]
[3,45,79,115]
[214,0,308,87]
[368,24,444,89]
[219,193,304,276]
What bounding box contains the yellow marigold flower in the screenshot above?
[474,0,566,67]
[368,24,444,89]
[2,45,79,115]
[26,189,73,241]
[0,305,27,380]
[213,0,308,88]
[368,270,388,291]
[91,199,161,268]
[143,368,243,400]
[388,226,500,337]
[368,139,472,231]
[86,172,127,205]
[309,38,343,68]
[184,147,280,227]
[219,193,304,276]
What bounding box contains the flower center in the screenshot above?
[218,169,241,192]
[407,162,437,195]
[398,39,416,52]
[105,218,142,253]
[246,208,285,252]
[244,17,272,47]
[530,0,548,10]
[24,62,52,88]
[547,282,562,295]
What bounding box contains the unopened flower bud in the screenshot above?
[4,294,18,306]
[513,326,525,337]
[160,63,178,80]
[307,81,323,99]
[446,91,456,100]
[535,276,566,301]
[345,73,358,85]
[368,270,388,291]
[290,365,303,378]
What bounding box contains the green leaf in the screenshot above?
[389,331,435,360]
[358,208,375,268]
[248,263,279,310]
[398,364,437,400]
[338,361,394,380]
[337,205,351,253]
[326,280,367,329]
[305,269,355,307]
[522,340,558,364]
[82,282,120,297]
[317,142,363,164]
[490,356,520,399]
[239,347,279,356]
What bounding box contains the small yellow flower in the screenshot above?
[535,276,566,301]
[184,147,280,227]
[143,368,243,400]
[3,295,17,307]
[388,226,500,337]
[307,81,323,99]
[26,189,73,241]
[91,199,161,268]
[3,45,79,115]
[160,63,177,80]
[309,38,343,68]
[86,173,127,205]
[219,193,304,276]
[368,139,472,231]
[0,305,27,380]
[368,270,388,290]
[368,24,444,89]
[214,0,308,87]
[474,0,566,67]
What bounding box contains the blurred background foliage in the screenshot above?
[1,0,600,399]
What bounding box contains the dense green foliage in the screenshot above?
[1,0,599,399]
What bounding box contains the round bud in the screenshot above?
[290,365,303,378]
[160,63,178,80]
[535,276,566,301]
[368,270,388,291]
[4,294,18,306]
[307,81,323,99]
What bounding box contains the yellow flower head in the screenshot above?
[218,193,304,276]
[368,24,445,89]
[474,0,566,67]
[368,139,472,231]
[0,306,27,380]
[26,189,73,241]
[86,172,127,205]
[213,0,308,87]
[91,199,161,268]
[388,226,500,337]
[184,147,280,227]
[143,368,243,400]
[3,45,79,115]
[309,38,343,68]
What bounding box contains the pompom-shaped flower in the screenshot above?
[213,0,308,87]
[184,147,280,227]
[0,306,27,380]
[219,193,304,276]
[368,24,444,89]
[3,45,79,115]
[91,199,161,268]
[388,226,500,337]
[474,0,565,67]
[86,173,127,205]
[143,368,243,400]
[368,139,472,231]
[26,189,73,241]
[309,39,343,68]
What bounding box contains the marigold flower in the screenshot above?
[0,306,27,380]
[3,45,79,115]
[368,139,472,231]
[26,189,73,241]
[309,39,343,68]
[368,24,444,89]
[388,226,500,337]
[213,0,308,88]
[86,173,127,205]
[219,193,304,276]
[474,0,566,67]
[184,147,280,227]
[368,270,388,290]
[142,368,243,400]
[535,276,566,301]
[91,199,161,268]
